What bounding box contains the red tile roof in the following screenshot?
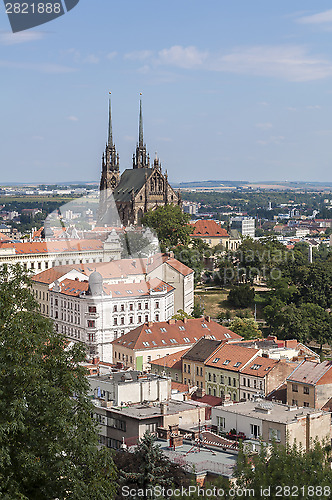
[0,232,12,242]
[112,318,242,351]
[32,264,88,284]
[150,348,190,369]
[171,381,189,393]
[191,220,229,238]
[239,356,278,378]
[56,278,89,296]
[103,278,174,297]
[10,239,103,255]
[205,343,260,371]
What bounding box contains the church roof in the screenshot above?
[113,168,153,202]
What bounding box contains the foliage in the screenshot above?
[113,432,189,500]
[235,439,332,499]
[173,239,209,285]
[229,318,262,340]
[142,205,192,249]
[192,303,204,318]
[0,265,117,499]
[172,309,193,321]
[228,284,255,308]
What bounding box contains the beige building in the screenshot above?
[211,400,331,451]
[190,220,229,248]
[287,360,332,409]
[150,348,190,382]
[94,398,205,449]
[112,317,243,372]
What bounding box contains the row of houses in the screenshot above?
[31,253,194,361]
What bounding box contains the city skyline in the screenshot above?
[1,1,332,183]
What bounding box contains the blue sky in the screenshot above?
[1,1,332,183]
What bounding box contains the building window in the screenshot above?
[138,303,142,310]
[253,380,257,389]
[269,428,281,442]
[113,305,117,312]
[138,315,142,323]
[247,379,250,388]
[145,303,148,310]
[228,377,231,386]
[208,373,211,381]
[155,301,159,309]
[213,374,216,383]
[87,320,95,328]
[113,318,118,326]
[121,304,125,312]
[129,316,133,324]
[129,303,133,311]
[88,306,97,313]
[303,386,309,395]
[155,314,159,322]
[292,384,298,392]
[292,399,298,406]
[184,364,187,373]
[259,381,263,390]
[200,367,203,377]
[188,365,190,374]
[147,356,151,362]
[304,402,310,407]
[121,317,125,325]
[233,378,236,387]
[145,315,149,322]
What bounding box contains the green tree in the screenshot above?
[229,318,262,340]
[0,265,117,499]
[228,284,255,308]
[172,309,193,320]
[114,432,188,500]
[142,205,192,249]
[235,439,332,499]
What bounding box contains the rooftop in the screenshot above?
[191,219,229,238]
[112,318,242,351]
[287,360,332,385]
[94,399,203,419]
[205,343,260,371]
[214,400,327,424]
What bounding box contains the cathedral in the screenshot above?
[98,99,181,226]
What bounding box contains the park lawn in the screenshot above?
[194,289,268,320]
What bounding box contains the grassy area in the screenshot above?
[195,288,269,321]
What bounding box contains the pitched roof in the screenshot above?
[111,318,242,351]
[182,338,223,362]
[205,343,260,371]
[56,278,89,296]
[150,348,190,369]
[113,168,153,202]
[171,381,189,393]
[287,360,332,385]
[165,258,193,276]
[239,356,278,377]
[6,239,103,255]
[103,278,174,297]
[0,231,12,242]
[191,220,229,238]
[31,264,88,284]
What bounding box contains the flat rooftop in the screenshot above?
[93,399,203,420]
[155,440,237,477]
[215,400,326,424]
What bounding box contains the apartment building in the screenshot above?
[286,360,332,409]
[211,400,331,451]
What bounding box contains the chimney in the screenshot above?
[205,316,211,323]
[168,319,176,325]
[183,317,188,324]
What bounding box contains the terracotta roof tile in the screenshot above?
[191,220,229,238]
[171,381,189,393]
[112,318,242,350]
[150,348,190,369]
[287,360,332,385]
[55,278,89,296]
[239,356,278,377]
[205,343,260,371]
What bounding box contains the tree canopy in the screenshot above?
[141,205,192,249]
[0,265,117,499]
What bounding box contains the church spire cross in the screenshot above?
[139,97,143,147]
[108,97,113,147]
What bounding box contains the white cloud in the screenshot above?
[125,50,153,61]
[107,51,117,60]
[297,9,332,24]
[84,54,99,64]
[286,107,297,111]
[306,105,321,109]
[157,45,209,69]
[256,122,273,130]
[128,44,332,82]
[0,31,44,45]
[211,45,332,82]
[67,116,78,122]
[257,136,285,145]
